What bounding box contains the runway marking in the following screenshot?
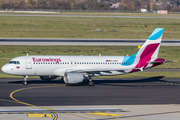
[28,113,52,118]
[66,113,94,120]
[0,110,125,114]
[0,99,20,104]
[7,85,126,120]
[9,85,62,120]
[88,112,123,117]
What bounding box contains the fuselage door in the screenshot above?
[26,58,32,69]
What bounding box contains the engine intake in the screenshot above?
[64,73,84,84]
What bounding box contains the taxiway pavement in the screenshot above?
[1,77,180,106]
[0,77,180,120]
[0,38,180,46]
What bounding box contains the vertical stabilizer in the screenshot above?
[130,28,164,72]
[136,28,164,59]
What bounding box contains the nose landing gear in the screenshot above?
[23,75,28,85]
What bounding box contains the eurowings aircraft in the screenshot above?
[1,28,166,86]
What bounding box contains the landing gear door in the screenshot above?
[26,58,32,69]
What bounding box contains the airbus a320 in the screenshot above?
[2,28,166,86]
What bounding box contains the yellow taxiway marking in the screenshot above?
[66,113,93,120]
[28,113,52,118]
[88,112,123,117]
[9,85,62,120]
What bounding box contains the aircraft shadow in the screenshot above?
[94,76,165,84]
[8,76,165,86]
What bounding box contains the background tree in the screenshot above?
[26,0,37,9]
[152,3,158,10]
[126,0,135,10]
[134,0,141,10]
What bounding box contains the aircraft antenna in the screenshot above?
[99,54,101,56]
[27,53,29,56]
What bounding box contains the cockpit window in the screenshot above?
[9,61,20,64]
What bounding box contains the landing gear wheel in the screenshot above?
[23,75,28,85]
[88,81,94,86]
[23,81,28,85]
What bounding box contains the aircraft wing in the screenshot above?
[66,68,129,73]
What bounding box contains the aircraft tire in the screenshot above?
[88,81,94,86]
[23,81,28,85]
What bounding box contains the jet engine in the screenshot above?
[39,76,57,80]
[64,73,84,84]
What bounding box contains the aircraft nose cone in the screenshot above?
[1,65,8,73]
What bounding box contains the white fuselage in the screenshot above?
[2,55,139,77]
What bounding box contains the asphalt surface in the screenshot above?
[1,38,180,46]
[0,77,180,107]
[1,14,180,19]
[1,38,180,43]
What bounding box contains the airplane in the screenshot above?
[1,28,166,86]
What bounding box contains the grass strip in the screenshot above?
[0,16,180,39]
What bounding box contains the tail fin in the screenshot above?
[136,28,164,59]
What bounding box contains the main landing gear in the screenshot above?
[23,75,28,85]
[87,77,94,86]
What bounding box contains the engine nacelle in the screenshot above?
[40,76,57,80]
[64,73,84,84]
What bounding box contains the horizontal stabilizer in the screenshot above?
[148,61,166,64]
[133,67,144,72]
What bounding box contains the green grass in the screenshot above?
[0,46,179,69]
[0,73,39,78]
[0,16,180,39]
